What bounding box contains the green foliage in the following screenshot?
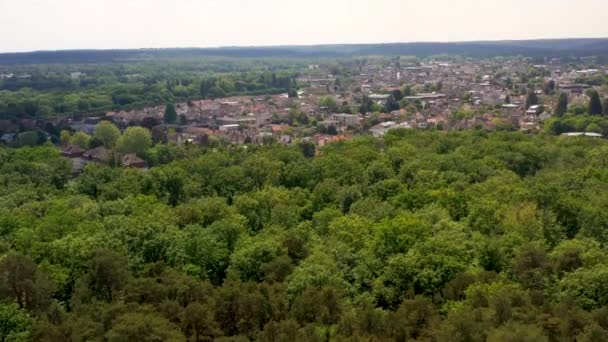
[74,249,130,303]
[116,126,152,156]
[544,79,556,96]
[16,131,44,147]
[0,61,299,120]
[587,89,603,115]
[94,121,121,148]
[545,114,608,135]
[105,310,186,342]
[560,265,608,310]
[319,96,338,112]
[1,131,608,340]
[526,90,539,108]
[229,236,285,282]
[0,304,31,342]
[70,131,91,149]
[164,103,177,124]
[555,92,568,117]
[0,254,55,311]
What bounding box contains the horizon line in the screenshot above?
[2,36,608,55]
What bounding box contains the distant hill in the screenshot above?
[1,38,607,64]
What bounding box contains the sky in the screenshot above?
[1,0,608,53]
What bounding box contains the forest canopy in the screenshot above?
[2,130,608,341]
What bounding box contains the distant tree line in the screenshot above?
[0,61,300,120]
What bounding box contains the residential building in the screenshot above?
[61,145,85,158]
[83,146,111,163]
[122,154,147,168]
[331,113,360,127]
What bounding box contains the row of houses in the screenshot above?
[61,145,147,174]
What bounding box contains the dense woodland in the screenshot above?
[1,39,608,64]
[2,130,608,341]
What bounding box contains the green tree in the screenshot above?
[242,156,281,188]
[487,322,548,342]
[560,265,608,310]
[319,96,338,112]
[291,286,342,325]
[0,254,54,311]
[153,167,186,206]
[165,103,177,124]
[513,246,550,290]
[298,140,316,158]
[75,250,130,302]
[359,95,374,114]
[0,304,31,342]
[588,90,603,115]
[544,79,556,95]
[384,95,399,112]
[116,126,152,156]
[106,311,186,342]
[16,131,40,147]
[229,237,284,281]
[215,280,269,337]
[586,123,602,133]
[179,114,187,125]
[180,302,221,341]
[555,92,568,117]
[326,125,338,135]
[402,85,413,97]
[259,320,299,342]
[526,90,539,108]
[59,130,71,146]
[392,89,404,101]
[577,324,608,342]
[183,226,230,284]
[389,297,439,341]
[70,132,91,149]
[94,121,121,148]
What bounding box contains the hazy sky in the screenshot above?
[1,0,607,52]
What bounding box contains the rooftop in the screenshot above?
[561,132,603,137]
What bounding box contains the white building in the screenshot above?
[371,121,412,137]
[219,124,240,132]
[370,121,396,137]
[331,113,360,127]
[369,94,391,105]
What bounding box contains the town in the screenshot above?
[2,55,608,172]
